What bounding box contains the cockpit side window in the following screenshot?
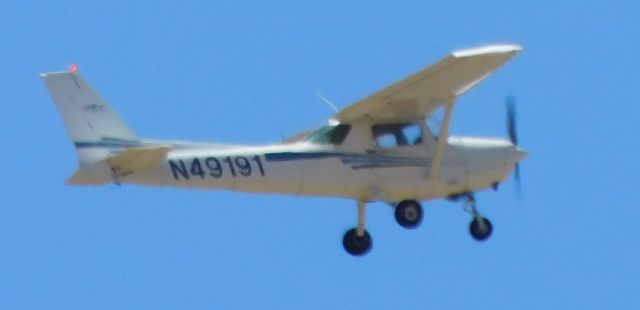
[306,124,352,145]
[372,123,422,148]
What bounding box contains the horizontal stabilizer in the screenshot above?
[66,146,171,185]
[66,169,109,185]
[107,146,172,175]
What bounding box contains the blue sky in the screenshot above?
[1,0,639,308]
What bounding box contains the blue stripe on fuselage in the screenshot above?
[74,140,141,148]
[264,152,342,161]
[264,151,428,169]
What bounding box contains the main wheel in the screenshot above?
[394,200,423,229]
[469,217,493,241]
[342,228,372,256]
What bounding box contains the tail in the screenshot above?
[41,69,142,184]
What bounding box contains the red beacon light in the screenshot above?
[68,64,78,73]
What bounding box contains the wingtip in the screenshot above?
[452,44,523,57]
[39,70,79,80]
[39,71,63,80]
[40,65,80,79]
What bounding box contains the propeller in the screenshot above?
[506,95,522,192]
[506,95,518,147]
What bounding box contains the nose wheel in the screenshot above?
[469,216,493,241]
[463,193,493,241]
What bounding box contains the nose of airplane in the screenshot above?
[514,148,528,163]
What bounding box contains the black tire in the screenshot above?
[394,200,423,229]
[342,228,372,256]
[469,217,493,241]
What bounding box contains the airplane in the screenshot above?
[41,44,526,256]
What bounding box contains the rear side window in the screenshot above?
[306,124,352,145]
[372,123,422,148]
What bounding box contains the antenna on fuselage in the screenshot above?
[316,92,340,113]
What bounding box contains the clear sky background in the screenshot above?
[1,1,639,308]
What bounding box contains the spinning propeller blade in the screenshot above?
[506,95,518,146]
[506,95,522,192]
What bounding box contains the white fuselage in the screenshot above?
[116,126,525,203]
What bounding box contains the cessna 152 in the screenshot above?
[42,44,526,256]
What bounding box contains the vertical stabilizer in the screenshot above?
[41,69,140,184]
[40,70,139,144]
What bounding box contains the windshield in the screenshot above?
[305,124,351,145]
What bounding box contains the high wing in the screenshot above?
[334,44,522,123]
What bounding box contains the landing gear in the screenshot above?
[343,200,372,256]
[469,217,493,241]
[343,228,372,256]
[394,200,423,229]
[463,193,493,241]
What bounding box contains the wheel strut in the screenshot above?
[357,200,366,237]
[462,193,480,216]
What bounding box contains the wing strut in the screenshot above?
[429,99,455,179]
